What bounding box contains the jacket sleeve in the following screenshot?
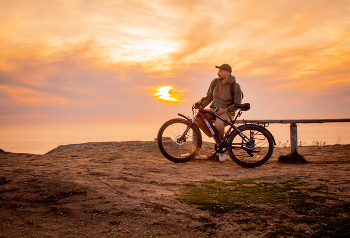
[201,79,216,108]
[227,83,242,113]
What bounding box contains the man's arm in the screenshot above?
[201,79,216,108]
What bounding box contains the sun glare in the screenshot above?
[112,39,179,63]
[154,86,180,102]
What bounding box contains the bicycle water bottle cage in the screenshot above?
[234,103,250,111]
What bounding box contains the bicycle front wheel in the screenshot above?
[157,118,202,163]
[227,124,274,168]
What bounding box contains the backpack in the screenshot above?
[212,78,244,105]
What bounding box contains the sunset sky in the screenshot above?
[1,0,350,123]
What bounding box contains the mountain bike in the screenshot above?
[157,97,275,168]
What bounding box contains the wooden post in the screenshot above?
[290,123,298,153]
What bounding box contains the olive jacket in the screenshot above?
[201,75,242,114]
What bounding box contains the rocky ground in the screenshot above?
[1,141,350,237]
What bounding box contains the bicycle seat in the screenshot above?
[234,103,250,111]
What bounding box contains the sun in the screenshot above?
[154,86,180,102]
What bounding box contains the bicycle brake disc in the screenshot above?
[174,135,186,145]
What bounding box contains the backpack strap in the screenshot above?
[229,83,235,106]
[229,83,244,104]
[212,78,219,89]
[230,83,235,101]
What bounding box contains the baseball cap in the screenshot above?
[215,64,232,73]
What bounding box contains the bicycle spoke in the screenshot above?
[228,124,274,168]
[157,119,202,163]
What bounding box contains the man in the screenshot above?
[196,64,243,161]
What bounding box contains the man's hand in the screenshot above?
[217,108,227,115]
[194,103,202,109]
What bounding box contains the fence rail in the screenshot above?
[236,119,350,153]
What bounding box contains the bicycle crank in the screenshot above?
[214,144,227,153]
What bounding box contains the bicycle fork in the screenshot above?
[176,114,198,143]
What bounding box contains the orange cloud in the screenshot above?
[1,0,350,120]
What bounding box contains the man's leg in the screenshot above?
[215,112,232,139]
[213,112,232,161]
[195,117,213,138]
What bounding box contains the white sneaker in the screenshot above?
[219,153,226,161]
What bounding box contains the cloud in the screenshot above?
[1,0,350,120]
[0,40,125,115]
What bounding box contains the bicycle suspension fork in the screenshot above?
[176,113,198,142]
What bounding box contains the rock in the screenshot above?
[0,177,9,185]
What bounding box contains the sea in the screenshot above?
[1,120,350,154]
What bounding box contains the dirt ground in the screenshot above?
[1,141,350,237]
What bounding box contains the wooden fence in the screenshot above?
[237,119,350,153]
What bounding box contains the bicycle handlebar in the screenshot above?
[192,96,208,110]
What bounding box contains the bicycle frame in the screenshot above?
[178,107,251,149]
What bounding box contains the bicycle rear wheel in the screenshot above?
[227,124,274,168]
[157,118,202,163]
